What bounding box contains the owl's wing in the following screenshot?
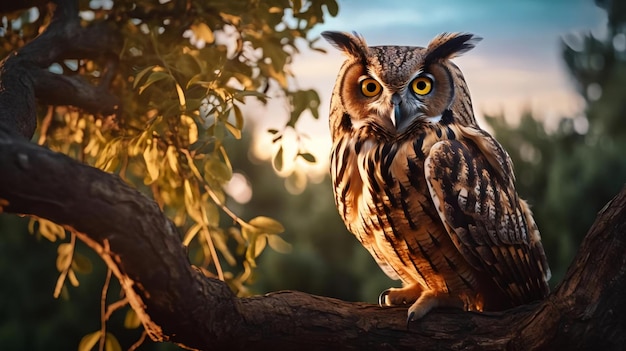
[424,132,550,305]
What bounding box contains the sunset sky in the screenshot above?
[249,0,607,181]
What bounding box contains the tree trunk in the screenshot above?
[0,1,624,350]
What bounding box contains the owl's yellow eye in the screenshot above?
[411,76,433,95]
[360,78,382,97]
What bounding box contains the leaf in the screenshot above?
[267,234,293,254]
[78,331,101,351]
[183,179,203,224]
[249,216,284,235]
[143,141,160,184]
[138,71,170,94]
[105,333,122,351]
[191,23,215,44]
[273,146,284,172]
[56,243,73,272]
[124,309,141,329]
[298,152,316,163]
[324,0,339,17]
[133,65,157,89]
[175,83,186,109]
[181,115,198,144]
[224,121,241,139]
[166,146,179,173]
[71,253,93,274]
[254,234,267,258]
[232,104,244,130]
[39,218,66,242]
[204,155,233,184]
[68,269,80,287]
[183,223,202,246]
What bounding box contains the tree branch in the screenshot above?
[0,0,625,350]
[1,131,625,351]
[0,0,121,138]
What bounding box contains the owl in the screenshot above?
[322,31,551,322]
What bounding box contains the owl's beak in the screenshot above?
[391,93,402,129]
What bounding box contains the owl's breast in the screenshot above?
[331,131,480,293]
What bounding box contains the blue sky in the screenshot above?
[250,0,607,180]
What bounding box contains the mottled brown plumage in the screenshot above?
[322,31,550,321]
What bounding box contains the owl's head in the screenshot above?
[322,31,481,137]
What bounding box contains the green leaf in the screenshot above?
[78,331,101,351]
[138,71,170,94]
[71,253,93,274]
[267,234,292,254]
[124,309,141,329]
[298,152,316,163]
[324,0,339,17]
[249,216,284,235]
[133,65,158,89]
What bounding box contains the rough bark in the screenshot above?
[0,1,625,350]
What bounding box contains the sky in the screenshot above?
[247,0,608,186]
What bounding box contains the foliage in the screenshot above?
[486,0,626,283]
[0,0,337,349]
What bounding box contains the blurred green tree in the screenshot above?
[486,0,626,283]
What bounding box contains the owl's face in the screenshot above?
[323,32,481,137]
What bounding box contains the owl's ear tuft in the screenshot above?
[322,31,368,59]
[425,33,482,63]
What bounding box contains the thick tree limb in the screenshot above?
[0,0,625,350]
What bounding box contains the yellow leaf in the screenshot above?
[183,223,202,246]
[249,216,284,235]
[254,234,267,258]
[105,333,122,351]
[78,331,101,351]
[71,253,93,274]
[166,146,179,173]
[224,121,241,139]
[267,234,293,254]
[181,115,198,144]
[191,23,214,44]
[184,179,203,224]
[39,218,66,242]
[143,141,160,184]
[124,309,141,329]
[56,244,72,272]
[68,269,80,287]
[175,83,186,109]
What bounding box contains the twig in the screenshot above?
[99,242,113,351]
[53,230,75,298]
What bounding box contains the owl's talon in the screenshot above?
[378,289,391,307]
[406,311,415,328]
